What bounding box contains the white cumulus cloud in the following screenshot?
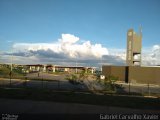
[142,45,160,66]
[12,34,109,59]
[2,34,159,67]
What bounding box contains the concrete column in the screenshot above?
[91,68,94,74]
[43,65,46,72]
[85,67,88,74]
[37,66,40,71]
[29,66,32,71]
[52,66,55,72]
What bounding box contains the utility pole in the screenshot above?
[129,80,131,95]
[75,56,77,74]
[10,44,13,87]
[76,62,77,74]
[148,82,150,96]
[6,41,14,87]
[100,55,103,73]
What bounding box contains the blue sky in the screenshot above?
[0,0,160,66]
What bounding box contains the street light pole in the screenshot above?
[8,41,13,87]
[99,55,103,74]
[148,82,150,96]
[129,80,131,95]
[75,56,78,74]
[10,45,13,87]
[76,61,77,74]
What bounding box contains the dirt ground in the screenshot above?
[26,72,97,81]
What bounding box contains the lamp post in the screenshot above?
[76,61,77,74]
[75,56,78,74]
[9,41,13,87]
[99,55,103,74]
[129,80,130,95]
[148,82,150,96]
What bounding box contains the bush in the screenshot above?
[0,66,24,78]
[103,75,118,91]
[66,74,80,85]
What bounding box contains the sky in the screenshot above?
[0,0,160,67]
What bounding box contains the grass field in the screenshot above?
[0,87,159,110]
[0,66,24,78]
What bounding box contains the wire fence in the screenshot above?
[0,77,88,92]
[0,76,160,98]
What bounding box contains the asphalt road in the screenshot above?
[26,72,67,80]
[0,98,159,114]
[0,78,88,91]
[0,98,159,120]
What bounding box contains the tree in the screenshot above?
[66,74,79,85]
[103,75,118,91]
[79,70,87,82]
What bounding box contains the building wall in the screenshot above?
[110,66,126,81]
[126,29,142,66]
[102,65,160,85]
[129,66,160,85]
[132,35,142,53]
[102,66,126,81]
[102,66,111,77]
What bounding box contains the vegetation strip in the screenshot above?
[0,87,159,110]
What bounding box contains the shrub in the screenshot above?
[103,75,118,91]
[66,74,80,85]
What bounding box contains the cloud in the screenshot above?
[0,55,40,65]
[60,34,79,44]
[1,34,112,67]
[107,45,160,66]
[12,34,109,59]
[1,34,160,67]
[142,45,160,66]
[102,55,126,65]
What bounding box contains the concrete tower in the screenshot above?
[126,27,142,66]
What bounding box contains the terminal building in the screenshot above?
[102,28,160,85]
[24,64,95,74]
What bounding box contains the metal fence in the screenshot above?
[0,77,160,98]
